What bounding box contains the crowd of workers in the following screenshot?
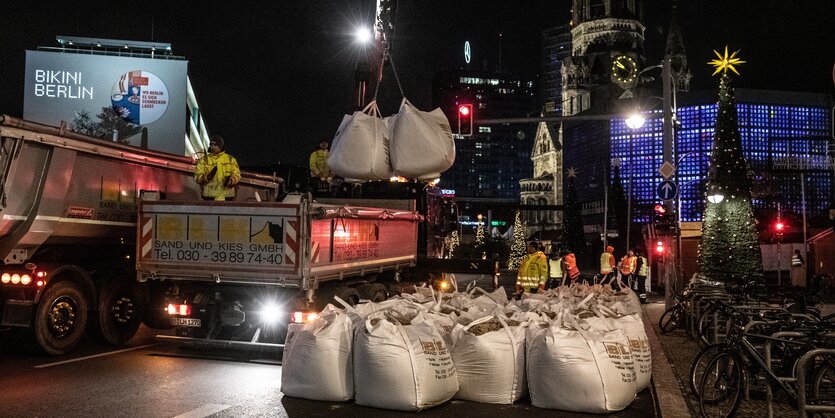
[515,242,649,303]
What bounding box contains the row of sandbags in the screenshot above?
[327,99,455,181]
[280,283,651,413]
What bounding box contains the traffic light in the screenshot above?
[774,221,785,239]
[457,103,473,136]
[654,204,673,232]
[655,240,665,255]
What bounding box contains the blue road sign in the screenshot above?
[657,180,678,200]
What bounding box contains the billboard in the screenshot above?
[24,50,188,155]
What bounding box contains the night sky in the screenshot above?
[0,1,832,167]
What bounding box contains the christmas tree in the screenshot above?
[698,47,763,285]
[563,168,586,262]
[475,217,486,247]
[508,210,526,269]
[446,231,459,259]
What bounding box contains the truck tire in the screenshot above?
[331,286,360,306]
[34,280,90,355]
[358,283,387,302]
[89,279,144,346]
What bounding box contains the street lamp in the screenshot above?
[706,186,725,204]
[354,27,372,44]
[625,113,646,130]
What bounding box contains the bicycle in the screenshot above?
[698,301,835,418]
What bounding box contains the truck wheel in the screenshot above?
[358,283,387,302]
[90,279,144,345]
[34,280,89,355]
[331,287,360,306]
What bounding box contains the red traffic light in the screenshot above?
[457,103,473,137]
[774,222,785,232]
[655,240,665,255]
[654,204,666,214]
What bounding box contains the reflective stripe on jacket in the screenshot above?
[195,152,240,200]
[517,251,548,289]
[620,256,636,275]
[792,254,803,267]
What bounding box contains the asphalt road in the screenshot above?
[0,273,660,417]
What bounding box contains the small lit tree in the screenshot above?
[446,230,459,259]
[475,216,486,247]
[508,210,526,269]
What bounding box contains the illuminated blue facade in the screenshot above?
[608,90,832,224]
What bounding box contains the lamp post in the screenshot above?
[622,57,679,310]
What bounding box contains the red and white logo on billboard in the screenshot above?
[110,70,169,125]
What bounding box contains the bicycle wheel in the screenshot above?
[699,353,743,418]
[813,361,835,409]
[659,305,685,333]
[690,344,723,398]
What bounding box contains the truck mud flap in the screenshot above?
[155,334,284,353]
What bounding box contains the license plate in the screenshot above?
[172,318,201,327]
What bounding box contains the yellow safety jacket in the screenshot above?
[600,252,615,274]
[549,257,563,278]
[637,256,648,276]
[195,152,240,201]
[309,149,331,179]
[517,251,548,290]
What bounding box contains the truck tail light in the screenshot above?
[1,273,9,284]
[167,304,191,316]
[20,274,32,285]
[291,311,318,324]
[0,271,41,285]
[10,274,20,284]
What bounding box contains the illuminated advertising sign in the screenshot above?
[24,50,188,155]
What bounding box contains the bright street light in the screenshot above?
[355,27,372,44]
[625,113,646,129]
[707,185,725,204]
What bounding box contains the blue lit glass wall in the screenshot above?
[611,103,831,223]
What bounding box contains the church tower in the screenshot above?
[665,0,692,92]
[562,0,645,115]
[520,121,563,239]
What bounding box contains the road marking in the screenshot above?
[34,343,159,369]
[172,403,230,418]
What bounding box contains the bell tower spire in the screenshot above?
[665,0,692,92]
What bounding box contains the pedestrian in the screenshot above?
[634,250,648,303]
[619,250,636,288]
[194,134,240,201]
[791,249,806,287]
[547,249,564,289]
[309,139,332,192]
[564,249,581,284]
[516,241,548,296]
[599,245,616,284]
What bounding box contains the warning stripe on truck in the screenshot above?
[285,220,298,266]
[140,216,153,258]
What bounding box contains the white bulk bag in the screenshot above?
[353,311,458,411]
[389,99,455,178]
[281,306,354,401]
[328,101,394,180]
[527,323,637,413]
[451,315,527,403]
[616,313,652,391]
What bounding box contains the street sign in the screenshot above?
[657,180,678,200]
[658,162,676,179]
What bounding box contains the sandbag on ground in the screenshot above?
[353,311,458,411]
[451,315,527,403]
[281,306,354,401]
[527,322,637,413]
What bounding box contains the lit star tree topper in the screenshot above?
[698,47,763,285]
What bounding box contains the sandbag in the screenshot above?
[281,306,354,401]
[617,313,652,391]
[328,101,394,180]
[389,99,455,178]
[353,311,458,411]
[527,323,637,413]
[451,315,527,403]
